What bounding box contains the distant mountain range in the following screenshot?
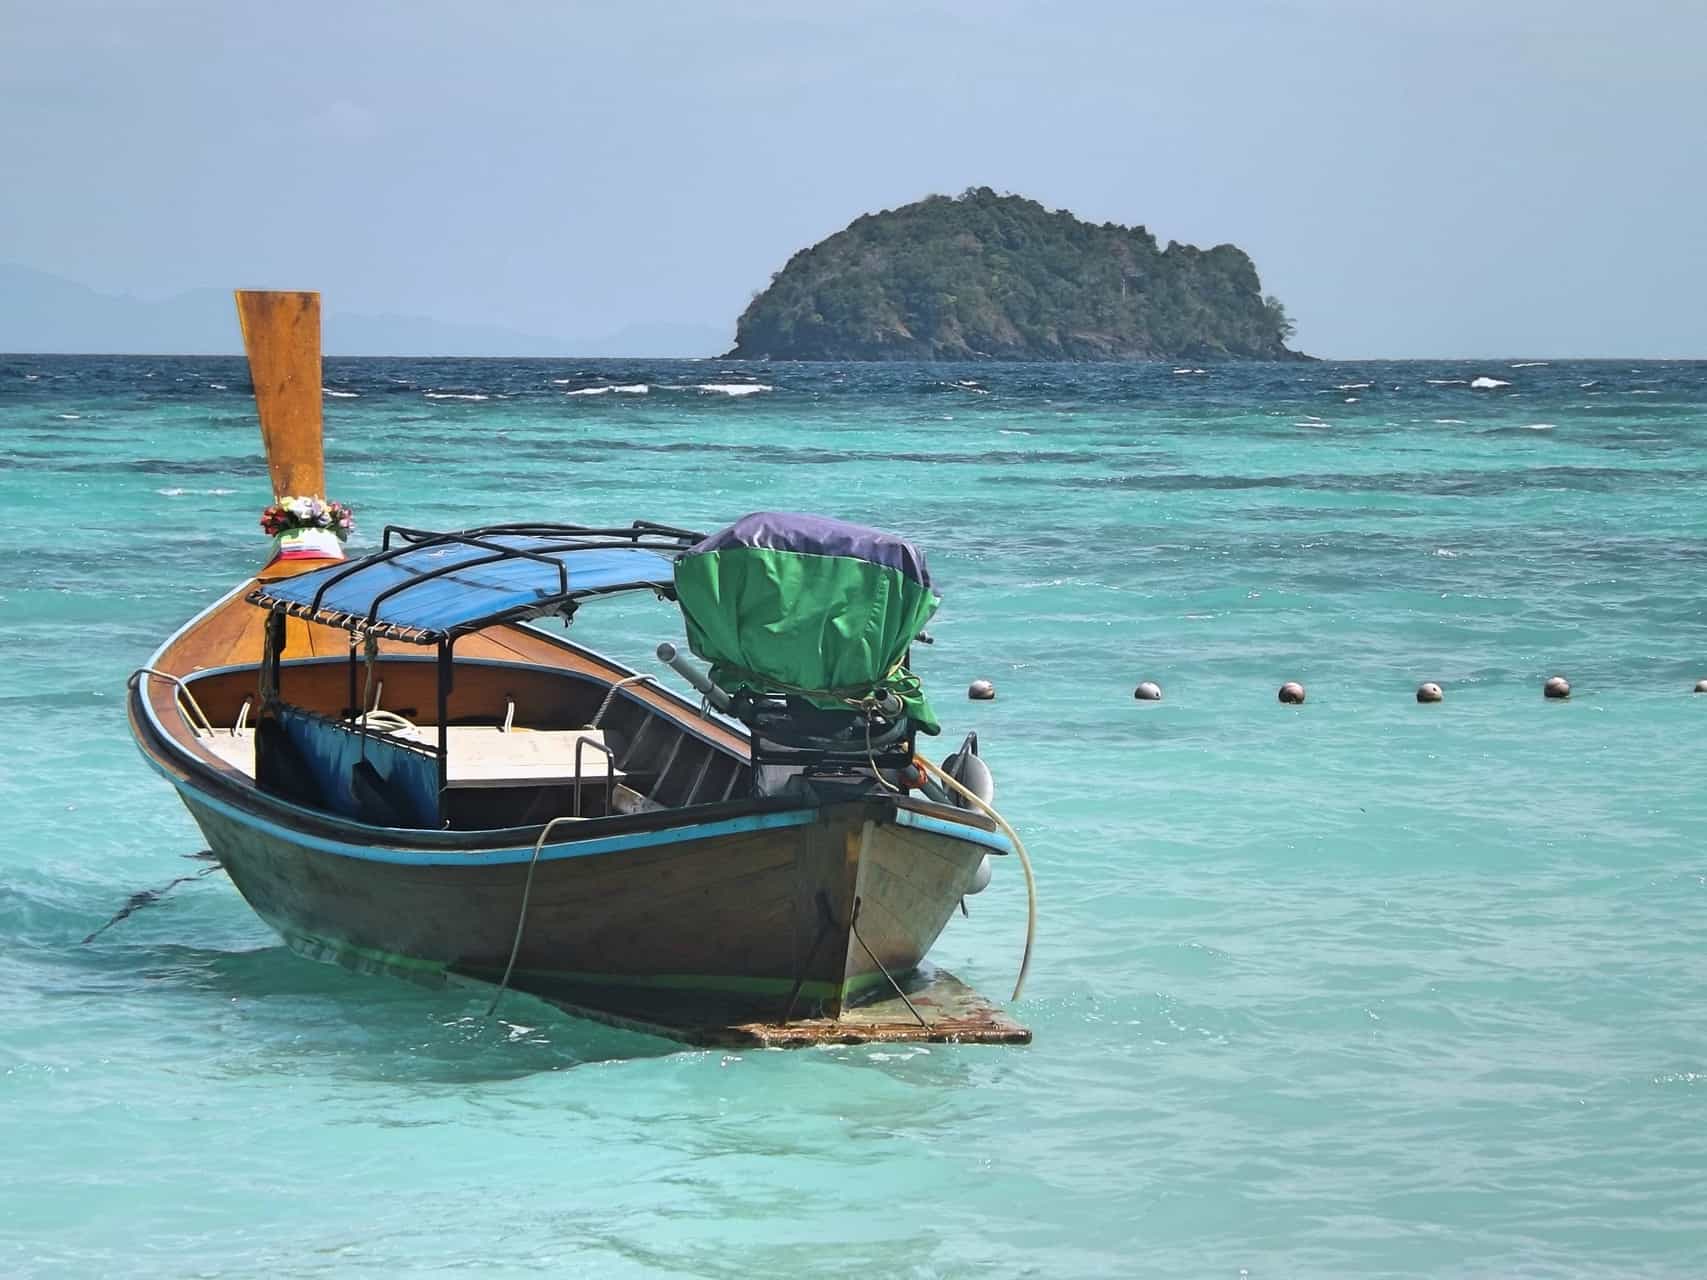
[0,266,728,358]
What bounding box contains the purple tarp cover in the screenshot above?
[683,511,932,586]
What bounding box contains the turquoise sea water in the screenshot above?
[4,355,1706,1277]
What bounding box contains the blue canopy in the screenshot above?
[250,531,681,641]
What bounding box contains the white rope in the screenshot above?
[486,813,580,1018]
[917,755,1037,1003]
[592,673,655,728]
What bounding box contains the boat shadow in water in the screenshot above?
[100,941,684,1076]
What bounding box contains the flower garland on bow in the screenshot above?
[259,495,356,541]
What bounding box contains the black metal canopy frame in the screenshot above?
[247,520,707,644]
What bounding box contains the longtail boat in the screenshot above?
[124,292,1033,1045]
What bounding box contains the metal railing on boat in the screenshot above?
[129,667,220,739]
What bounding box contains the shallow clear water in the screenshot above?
[4,355,1706,1277]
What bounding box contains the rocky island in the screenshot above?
[727,188,1303,362]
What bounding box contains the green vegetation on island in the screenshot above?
[728,188,1303,362]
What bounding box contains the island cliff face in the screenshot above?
[727,189,1303,362]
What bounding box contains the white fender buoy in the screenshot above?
[1134,680,1163,701]
[1278,681,1306,705]
[942,747,995,809]
[1544,675,1571,700]
[1416,682,1443,703]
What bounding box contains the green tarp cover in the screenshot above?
[674,512,941,734]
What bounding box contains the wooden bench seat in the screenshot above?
[196,724,624,790]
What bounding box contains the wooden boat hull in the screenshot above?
[128,570,1010,1028]
[172,783,987,1022]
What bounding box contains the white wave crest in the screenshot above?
[697,383,772,396]
[1520,423,1555,431]
[424,392,489,401]
[1470,377,1510,389]
[208,382,228,390]
[323,388,359,398]
[1335,382,1372,390]
[1426,379,1467,385]
[1433,419,1467,425]
[57,413,81,420]
[1510,361,1549,368]
[1172,368,1207,375]
[156,487,237,497]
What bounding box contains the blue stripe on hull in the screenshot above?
[893,807,1012,854]
[167,771,819,866]
[140,750,1010,865]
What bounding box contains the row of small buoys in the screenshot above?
[972,675,1707,703]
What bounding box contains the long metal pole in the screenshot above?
[436,638,452,824]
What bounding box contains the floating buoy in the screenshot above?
[1544,675,1571,700]
[1278,681,1306,705]
[968,678,996,701]
[1416,682,1443,703]
[1695,679,1707,694]
[1133,680,1163,702]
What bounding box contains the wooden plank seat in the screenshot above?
[405,726,620,790]
[196,724,623,790]
[201,727,257,775]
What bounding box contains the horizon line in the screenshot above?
[5,351,1705,363]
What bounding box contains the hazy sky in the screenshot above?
[4,0,1703,357]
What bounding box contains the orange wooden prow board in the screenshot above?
[235,290,324,501]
